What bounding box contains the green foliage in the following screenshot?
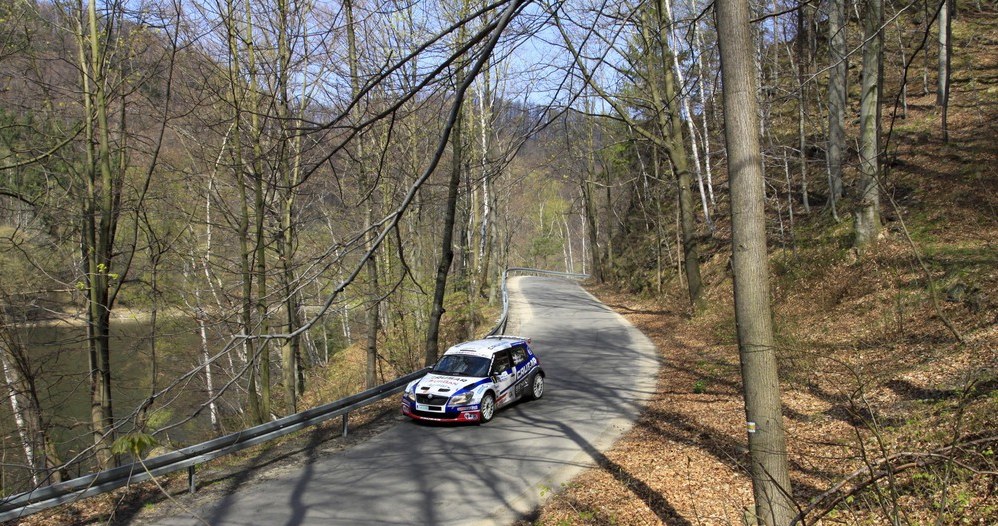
[692,379,707,394]
[111,432,158,458]
[146,408,173,432]
[527,233,562,265]
[440,290,495,339]
[518,180,570,269]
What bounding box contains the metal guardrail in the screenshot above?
[0,368,428,522]
[0,267,587,522]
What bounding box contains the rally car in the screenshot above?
[401,336,544,424]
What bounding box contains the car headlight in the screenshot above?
[449,391,474,406]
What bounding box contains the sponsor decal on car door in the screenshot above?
[511,346,531,399]
[491,350,516,406]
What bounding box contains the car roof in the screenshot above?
[442,336,530,360]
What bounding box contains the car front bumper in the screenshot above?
[401,399,481,423]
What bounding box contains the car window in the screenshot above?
[490,350,512,374]
[511,346,528,366]
[434,355,490,377]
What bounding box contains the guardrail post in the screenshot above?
[341,413,349,437]
[188,465,196,494]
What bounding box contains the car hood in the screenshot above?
[415,373,485,395]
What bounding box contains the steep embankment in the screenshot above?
[522,7,997,526]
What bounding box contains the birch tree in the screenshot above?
[937,0,952,142]
[555,2,705,305]
[0,307,64,486]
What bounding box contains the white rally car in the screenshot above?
[401,336,545,424]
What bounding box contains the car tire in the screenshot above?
[479,393,496,423]
[528,373,544,400]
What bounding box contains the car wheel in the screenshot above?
[479,393,496,423]
[528,373,544,400]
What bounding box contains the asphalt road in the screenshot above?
[155,276,659,526]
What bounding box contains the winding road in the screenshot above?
[155,275,659,526]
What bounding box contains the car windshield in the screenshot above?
[432,354,491,377]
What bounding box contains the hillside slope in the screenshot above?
[522,6,997,526]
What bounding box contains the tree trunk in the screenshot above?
[344,0,382,388]
[223,0,263,425]
[0,330,61,485]
[138,239,162,432]
[75,0,119,469]
[691,12,716,207]
[580,178,603,282]
[1,348,37,484]
[664,0,713,232]
[276,0,302,413]
[244,0,272,419]
[644,6,704,306]
[581,96,605,283]
[424,16,467,363]
[361,132,381,389]
[795,7,812,214]
[675,159,704,306]
[826,0,847,208]
[716,0,795,524]
[937,0,952,142]
[475,76,494,299]
[937,0,949,106]
[194,294,220,433]
[855,0,883,249]
[425,99,464,366]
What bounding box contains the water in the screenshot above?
[2,313,236,487]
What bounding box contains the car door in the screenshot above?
[489,350,516,407]
[510,345,531,400]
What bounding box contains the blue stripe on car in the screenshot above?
[497,366,536,396]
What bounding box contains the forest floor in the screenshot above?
[518,280,995,525]
[517,6,998,526]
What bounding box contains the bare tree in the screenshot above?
[343,0,385,389]
[61,0,174,467]
[554,2,705,306]
[664,0,714,231]
[826,0,847,217]
[425,1,470,367]
[217,0,266,424]
[0,301,64,486]
[855,0,884,249]
[715,0,795,523]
